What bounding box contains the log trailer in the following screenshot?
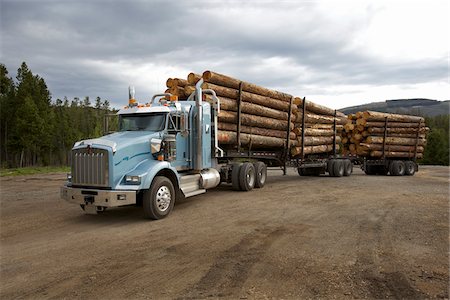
[60,81,351,219]
[361,117,423,176]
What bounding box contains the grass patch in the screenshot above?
[0,166,70,177]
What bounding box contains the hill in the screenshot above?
[340,99,449,117]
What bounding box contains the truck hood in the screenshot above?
[76,131,162,187]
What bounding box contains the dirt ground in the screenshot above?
[0,166,448,299]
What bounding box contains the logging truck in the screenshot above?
[60,80,351,219]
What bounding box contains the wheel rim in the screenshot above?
[247,168,255,187]
[259,169,266,183]
[156,186,171,212]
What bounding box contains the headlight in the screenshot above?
[125,175,141,184]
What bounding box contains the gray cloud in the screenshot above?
[1,0,447,108]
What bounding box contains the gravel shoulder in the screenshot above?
[0,166,448,299]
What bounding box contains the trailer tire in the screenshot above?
[239,162,256,191]
[231,163,242,191]
[143,176,175,220]
[404,161,416,176]
[389,160,405,176]
[343,159,353,176]
[327,160,335,177]
[253,162,267,188]
[333,160,344,177]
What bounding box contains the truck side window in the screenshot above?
[168,115,181,132]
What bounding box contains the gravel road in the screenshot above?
[1,166,448,299]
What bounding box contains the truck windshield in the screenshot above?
[119,113,166,132]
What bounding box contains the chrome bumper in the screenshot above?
[60,186,136,207]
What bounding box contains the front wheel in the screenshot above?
[143,176,175,220]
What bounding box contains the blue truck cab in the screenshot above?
[61,80,225,219]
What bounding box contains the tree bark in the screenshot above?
[187,73,202,84]
[292,127,336,136]
[370,151,423,159]
[367,127,429,134]
[185,84,294,112]
[293,97,346,117]
[218,110,294,131]
[291,144,340,156]
[296,135,341,146]
[365,136,426,146]
[358,143,424,153]
[218,130,296,148]
[218,122,296,139]
[365,121,425,128]
[203,70,293,102]
[204,95,294,121]
[362,111,424,123]
[166,78,188,88]
[294,112,347,125]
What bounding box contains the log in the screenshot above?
[358,143,424,153]
[365,136,426,146]
[187,73,202,84]
[166,78,188,88]
[364,132,426,139]
[291,144,340,156]
[365,121,425,128]
[296,136,341,146]
[356,118,367,126]
[292,127,336,136]
[308,124,344,130]
[218,122,296,140]
[218,130,295,148]
[367,127,429,134]
[218,110,294,131]
[293,97,346,117]
[186,84,293,112]
[370,151,423,159]
[294,112,347,125]
[362,111,424,123]
[203,95,293,121]
[203,70,293,102]
[344,122,355,132]
[169,86,188,98]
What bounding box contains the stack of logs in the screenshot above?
[342,111,428,159]
[290,98,347,156]
[165,71,347,155]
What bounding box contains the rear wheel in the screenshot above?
[231,163,242,191]
[404,161,416,176]
[239,162,256,191]
[143,176,175,220]
[343,159,353,176]
[389,160,405,176]
[327,160,335,177]
[253,162,267,188]
[333,160,344,177]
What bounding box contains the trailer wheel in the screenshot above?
[143,176,175,220]
[239,162,256,191]
[404,161,415,176]
[333,160,344,177]
[343,159,353,176]
[253,162,267,188]
[389,160,405,176]
[231,163,242,191]
[364,165,376,175]
[327,160,335,177]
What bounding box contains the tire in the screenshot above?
[404,161,416,176]
[343,159,353,176]
[333,160,344,177]
[253,162,267,188]
[328,160,335,177]
[389,160,405,176]
[364,164,375,175]
[239,162,256,191]
[143,176,175,220]
[231,163,242,191]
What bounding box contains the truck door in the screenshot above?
[167,113,190,170]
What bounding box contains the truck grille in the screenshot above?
[72,148,109,187]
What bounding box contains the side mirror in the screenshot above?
[150,138,162,155]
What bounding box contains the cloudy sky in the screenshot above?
[1,0,448,109]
